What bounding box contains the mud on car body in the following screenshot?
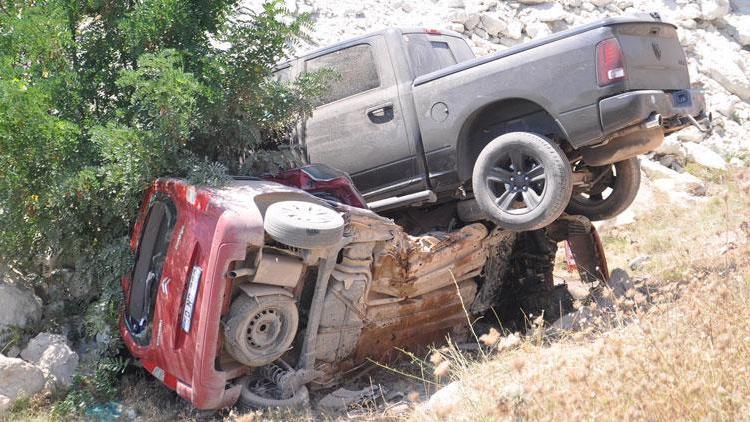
[120,164,608,410]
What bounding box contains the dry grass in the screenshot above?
[411,169,750,421]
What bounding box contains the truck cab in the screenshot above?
[278,28,471,203]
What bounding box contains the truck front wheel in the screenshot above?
[472,132,572,231]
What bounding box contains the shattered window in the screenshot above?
[306,44,380,106]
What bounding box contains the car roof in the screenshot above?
[275,27,464,68]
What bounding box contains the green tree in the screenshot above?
[0,0,328,404]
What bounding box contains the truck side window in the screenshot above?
[306,44,380,106]
[403,35,458,77]
[273,65,292,82]
[126,196,177,345]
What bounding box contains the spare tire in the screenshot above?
[263,200,344,249]
[472,132,572,231]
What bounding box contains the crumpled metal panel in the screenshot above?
[370,223,489,298]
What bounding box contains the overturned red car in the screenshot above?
[120,164,608,409]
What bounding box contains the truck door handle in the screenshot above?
[366,102,394,118]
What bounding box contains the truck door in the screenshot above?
[304,36,416,199]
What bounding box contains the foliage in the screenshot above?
[50,357,130,419]
[0,0,329,413]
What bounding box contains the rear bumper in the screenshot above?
[599,89,707,135]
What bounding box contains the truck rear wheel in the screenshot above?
[566,157,640,221]
[472,132,572,231]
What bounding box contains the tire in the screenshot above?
[566,157,640,221]
[263,200,344,249]
[238,376,309,410]
[472,132,572,231]
[223,293,298,367]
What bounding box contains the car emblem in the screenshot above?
[652,42,662,60]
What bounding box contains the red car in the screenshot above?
[120,165,607,410]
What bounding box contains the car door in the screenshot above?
[303,36,417,199]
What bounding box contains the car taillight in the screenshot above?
[425,28,442,35]
[596,38,625,86]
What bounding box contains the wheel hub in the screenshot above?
[508,171,532,192]
[248,309,283,349]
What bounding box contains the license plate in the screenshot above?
[181,266,202,332]
[672,90,691,107]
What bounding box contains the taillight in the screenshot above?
[596,38,625,86]
[425,28,442,35]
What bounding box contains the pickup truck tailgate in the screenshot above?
[613,23,689,90]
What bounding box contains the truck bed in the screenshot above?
[413,15,677,88]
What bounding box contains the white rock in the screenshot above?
[676,125,707,143]
[684,142,728,170]
[424,381,463,414]
[656,136,687,158]
[590,0,612,6]
[480,14,508,37]
[21,333,79,388]
[729,157,745,167]
[439,0,465,8]
[529,3,568,22]
[0,395,10,413]
[517,0,548,3]
[0,280,42,331]
[447,22,465,33]
[641,158,707,198]
[700,0,730,19]
[506,20,523,39]
[525,22,552,38]
[463,13,481,30]
[724,15,750,47]
[705,57,750,101]
[0,354,45,401]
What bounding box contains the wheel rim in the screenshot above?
[485,149,547,215]
[573,163,616,205]
[243,307,290,353]
[275,202,338,225]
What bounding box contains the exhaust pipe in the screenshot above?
[227,268,255,279]
[642,113,662,129]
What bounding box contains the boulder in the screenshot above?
[700,0,730,20]
[21,333,79,387]
[0,395,10,413]
[655,136,687,159]
[480,14,508,37]
[525,22,552,38]
[724,15,750,47]
[439,0,466,8]
[640,158,707,199]
[0,279,42,331]
[684,142,728,170]
[424,381,462,414]
[705,56,750,101]
[0,354,45,402]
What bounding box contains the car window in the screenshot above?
[306,44,380,106]
[403,35,459,77]
[126,196,177,345]
[273,65,292,83]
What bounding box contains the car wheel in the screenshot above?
[237,375,309,410]
[223,293,298,367]
[472,132,572,231]
[566,157,641,221]
[263,200,345,249]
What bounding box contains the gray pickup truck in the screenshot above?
[276,14,709,230]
